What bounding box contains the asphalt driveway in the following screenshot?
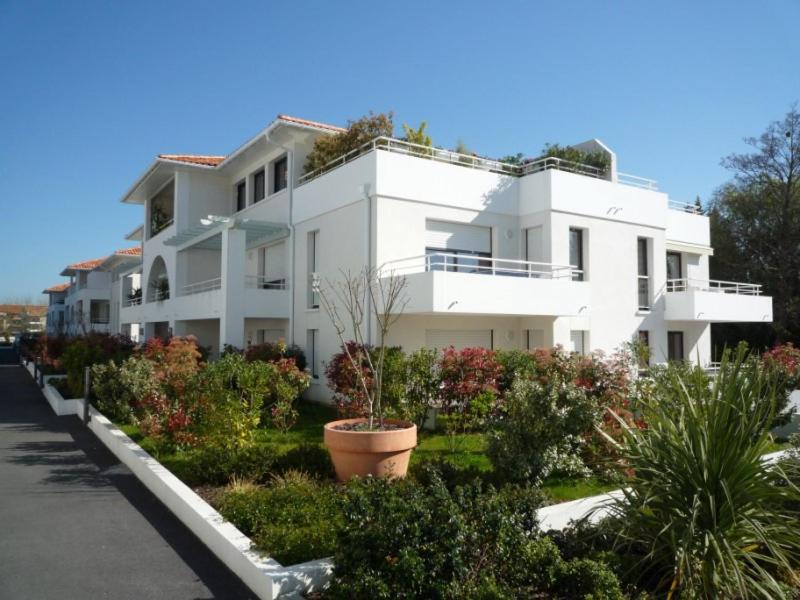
[0,347,257,599]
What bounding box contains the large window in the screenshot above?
[666,251,682,292]
[668,331,684,361]
[235,180,246,212]
[637,330,650,369]
[272,155,288,193]
[637,237,651,310]
[425,220,491,273]
[253,169,265,203]
[570,330,587,355]
[257,242,286,289]
[569,228,584,281]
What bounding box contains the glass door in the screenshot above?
[666,252,682,292]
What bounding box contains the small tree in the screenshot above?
[401,121,432,147]
[315,267,408,429]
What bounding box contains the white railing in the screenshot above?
[245,275,288,290]
[179,277,221,296]
[381,253,575,280]
[520,155,608,180]
[668,199,704,214]
[618,172,658,191]
[124,296,142,307]
[666,278,762,296]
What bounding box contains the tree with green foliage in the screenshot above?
[303,112,394,177]
[709,105,800,348]
[541,143,611,173]
[401,121,432,147]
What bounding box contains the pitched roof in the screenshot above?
[157,154,226,167]
[43,283,70,293]
[276,114,346,133]
[114,246,142,256]
[67,257,106,271]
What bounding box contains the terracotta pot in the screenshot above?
[324,418,417,481]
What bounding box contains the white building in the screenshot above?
[60,257,112,336]
[116,114,773,399]
[43,283,70,335]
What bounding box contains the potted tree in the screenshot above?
[316,266,416,480]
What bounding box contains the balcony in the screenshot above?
[664,278,773,323]
[382,254,590,317]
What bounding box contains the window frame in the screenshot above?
[569,227,585,281]
[272,155,288,194]
[235,179,247,212]
[667,331,685,362]
[252,168,266,203]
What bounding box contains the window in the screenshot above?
[569,228,584,281]
[253,169,265,203]
[307,329,320,378]
[666,252,682,292]
[308,230,320,308]
[637,330,650,369]
[257,242,286,289]
[637,238,650,310]
[424,220,492,273]
[527,329,545,350]
[235,180,246,212]
[570,330,586,355]
[668,331,684,361]
[272,155,288,193]
[257,329,284,344]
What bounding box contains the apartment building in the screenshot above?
[115,114,772,400]
[43,283,70,335]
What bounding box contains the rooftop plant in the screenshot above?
[540,143,611,173]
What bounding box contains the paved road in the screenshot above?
[0,347,257,599]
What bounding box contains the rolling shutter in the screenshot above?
[526,227,544,262]
[425,220,491,253]
[425,329,492,350]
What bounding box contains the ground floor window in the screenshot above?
[256,329,284,345]
[668,331,685,361]
[526,329,545,350]
[637,330,650,369]
[569,330,587,355]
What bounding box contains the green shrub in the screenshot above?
[90,360,135,422]
[541,143,611,173]
[394,347,440,428]
[487,374,601,483]
[327,471,623,599]
[183,443,279,486]
[273,443,334,480]
[245,340,307,372]
[605,347,800,598]
[218,473,341,565]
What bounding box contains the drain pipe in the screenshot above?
[265,127,296,345]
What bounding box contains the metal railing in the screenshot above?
[179,277,222,296]
[381,253,575,280]
[245,275,289,290]
[124,296,142,307]
[638,276,651,310]
[149,217,174,239]
[618,172,658,191]
[520,155,608,180]
[666,278,763,296]
[668,199,704,214]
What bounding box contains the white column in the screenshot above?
[220,226,246,350]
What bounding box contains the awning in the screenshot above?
[666,241,714,256]
[163,216,289,251]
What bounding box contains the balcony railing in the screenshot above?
[668,199,704,215]
[90,318,110,325]
[124,296,142,307]
[179,277,222,296]
[245,275,288,290]
[297,136,657,191]
[666,278,763,296]
[381,253,575,280]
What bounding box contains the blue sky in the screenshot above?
[0,0,797,301]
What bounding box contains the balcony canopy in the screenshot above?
[163,216,289,251]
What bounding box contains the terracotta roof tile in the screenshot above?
[67,257,106,271]
[0,304,47,316]
[277,114,346,133]
[43,283,70,293]
[115,246,142,256]
[158,154,226,167]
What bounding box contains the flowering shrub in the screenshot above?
[763,343,800,427]
[61,333,135,398]
[245,339,307,371]
[437,347,502,438]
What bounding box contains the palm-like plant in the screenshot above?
[605,347,800,599]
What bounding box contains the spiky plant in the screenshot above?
[605,347,800,599]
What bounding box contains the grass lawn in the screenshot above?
[117,401,620,503]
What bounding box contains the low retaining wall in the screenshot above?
[34,375,332,599]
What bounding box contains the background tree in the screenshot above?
[709,105,800,351]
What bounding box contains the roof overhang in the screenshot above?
[125,224,144,241]
[666,240,714,256]
[98,253,142,272]
[163,216,289,251]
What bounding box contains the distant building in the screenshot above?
[0,304,47,336]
